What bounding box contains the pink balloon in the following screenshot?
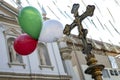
[14,34,38,56]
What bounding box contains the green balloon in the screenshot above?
[18,6,43,40]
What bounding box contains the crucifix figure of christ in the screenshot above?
[63,4,105,80]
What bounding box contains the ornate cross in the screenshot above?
[63,4,95,54]
[63,4,104,80]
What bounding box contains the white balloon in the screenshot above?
[39,19,63,42]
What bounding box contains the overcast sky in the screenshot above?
[5,0,120,46]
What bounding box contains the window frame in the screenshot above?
[6,36,25,68]
[37,42,54,70]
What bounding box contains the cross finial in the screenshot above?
[63,4,95,54]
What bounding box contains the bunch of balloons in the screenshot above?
[39,19,63,43]
[14,6,43,56]
[13,6,64,56]
[14,34,38,55]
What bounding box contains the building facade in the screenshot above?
[58,35,120,80]
[0,0,120,80]
[0,1,71,80]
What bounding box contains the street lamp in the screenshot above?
[63,4,105,80]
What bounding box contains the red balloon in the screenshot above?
[14,34,38,56]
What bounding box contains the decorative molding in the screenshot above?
[0,0,19,25]
[0,22,21,37]
[0,0,18,16]
[67,39,120,55]
[39,65,54,70]
[0,15,18,25]
[4,28,21,36]
[60,47,72,60]
[0,72,71,80]
[60,47,72,53]
[8,62,26,68]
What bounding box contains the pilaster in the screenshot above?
[59,41,80,80]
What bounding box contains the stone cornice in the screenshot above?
[0,22,21,37]
[60,47,72,60]
[0,0,18,15]
[66,40,120,55]
[60,47,72,53]
[0,0,18,25]
[0,72,71,80]
[0,14,18,25]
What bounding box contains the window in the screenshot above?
[102,69,110,78]
[114,70,118,76]
[109,70,119,76]
[108,56,118,69]
[7,37,24,66]
[109,70,114,75]
[38,43,51,66]
[119,71,120,75]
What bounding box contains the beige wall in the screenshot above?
[116,58,120,69]
[71,50,112,68]
[71,49,118,80]
[95,54,111,68]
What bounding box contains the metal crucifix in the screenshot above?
[63,4,95,55]
[63,4,104,80]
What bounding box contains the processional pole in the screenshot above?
[63,4,105,80]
